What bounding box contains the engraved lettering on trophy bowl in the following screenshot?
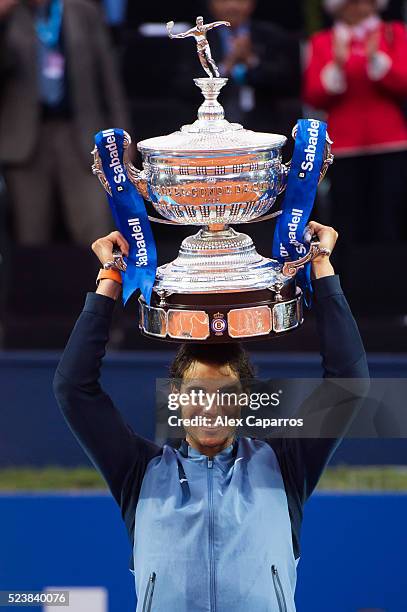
[140,303,167,338]
[138,145,282,225]
[167,310,210,340]
[272,299,300,333]
[228,306,272,338]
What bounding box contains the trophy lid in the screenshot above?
[138,78,286,155]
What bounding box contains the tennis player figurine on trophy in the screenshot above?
[92,16,333,343]
[166,17,230,78]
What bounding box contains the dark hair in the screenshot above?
[169,343,256,380]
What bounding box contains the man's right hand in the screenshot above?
[0,0,17,20]
[92,231,129,300]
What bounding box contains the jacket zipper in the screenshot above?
[207,458,216,612]
[271,565,287,612]
[142,572,156,612]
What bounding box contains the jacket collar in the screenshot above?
[178,437,239,462]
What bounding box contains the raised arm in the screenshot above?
[267,223,369,559]
[170,30,195,39]
[288,270,369,496]
[205,20,231,31]
[53,232,161,516]
[167,22,197,40]
[283,222,368,492]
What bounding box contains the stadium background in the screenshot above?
[1,0,407,610]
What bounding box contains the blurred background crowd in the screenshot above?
[0,0,406,350]
[1,5,407,608]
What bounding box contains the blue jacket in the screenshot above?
[53,275,369,611]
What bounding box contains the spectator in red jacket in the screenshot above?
[303,0,407,259]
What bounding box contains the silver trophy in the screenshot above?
[93,17,333,343]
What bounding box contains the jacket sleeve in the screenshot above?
[53,293,161,523]
[290,274,368,488]
[269,275,369,558]
[282,275,369,494]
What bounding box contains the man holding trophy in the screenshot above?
[54,17,368,612]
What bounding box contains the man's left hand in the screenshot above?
[306,221,338,280]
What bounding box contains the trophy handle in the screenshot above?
[278,124,334,195]
[281,237,331,278]
[91,131,150,201]
[103,247,128,272]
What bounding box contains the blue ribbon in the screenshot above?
[35,0,63,48]
[94,129,157,306]
[272,118,327,303]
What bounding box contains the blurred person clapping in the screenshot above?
[303,0,407,249]
[0,0,129,246]
[203,0,302,135]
